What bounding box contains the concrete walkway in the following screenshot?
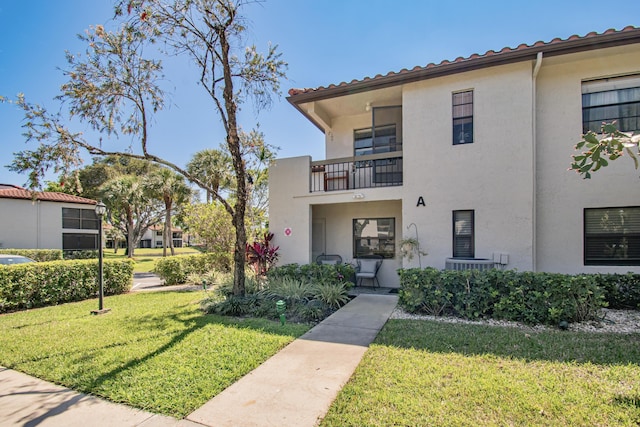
[0,294,398,427]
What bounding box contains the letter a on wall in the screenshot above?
[416,196,426,207]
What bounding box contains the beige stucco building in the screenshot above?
[269,27,640,287]
[0,185,99,250]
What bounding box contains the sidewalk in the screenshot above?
[0,293,398,427]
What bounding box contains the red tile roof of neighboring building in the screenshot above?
[287,26,640,101]
[0,187,97,205]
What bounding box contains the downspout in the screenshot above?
[531,52,543,272]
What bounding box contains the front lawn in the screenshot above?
[0,291,309,418]
[104,247,200,273]
[321,319,640,426]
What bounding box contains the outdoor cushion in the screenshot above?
[357,259,379,276]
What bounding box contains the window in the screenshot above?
[582,75,640,133]
[453,90,473,145]
[584,207,640,265]
[354,124,397,157]
[453,210,474,258]
[63,233,98,250]
[353,218,395,259]
[62,208,99,230]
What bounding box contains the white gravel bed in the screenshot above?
[390,307,640,334]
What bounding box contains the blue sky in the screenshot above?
[1,0,639,187]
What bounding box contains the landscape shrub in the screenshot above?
[63,250,98,259]
[154,252,232,285]
[398,268,607,325]
[596,272,640,309]
[268,263,355,288]
[0,259,133,313]
[203,263,354,323]
[0,249,63,262]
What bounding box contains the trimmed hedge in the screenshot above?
[154,252,232,285]
[0,249,63,262]
[63,250,98,260]
[595,272,640,309]
[398,268,610,325]
[0,259,133,313]
[268,263,356,287]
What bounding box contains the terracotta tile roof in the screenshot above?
[0,188,97,205]
[288,26,640,100]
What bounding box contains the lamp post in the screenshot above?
[91,201,110,315]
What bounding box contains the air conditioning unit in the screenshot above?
[445,258,496,271]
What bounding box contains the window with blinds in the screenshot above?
[453,90,473,145]
[582,75,640,134]
[584,207,640,265]
[453,210,474,258]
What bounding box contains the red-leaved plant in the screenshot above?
[246,232,279,276]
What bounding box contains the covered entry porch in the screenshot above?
[311,200,402,287]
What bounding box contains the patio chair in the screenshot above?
[316,254,343,265]
[355,255,383,287]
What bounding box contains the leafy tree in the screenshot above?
[182,202,234,255]
[6,1,286,296]
[149,168,192,256]
[120,0,286,297]
[571,122,640,179]
[101,174,163,257]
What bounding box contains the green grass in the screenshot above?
[0,291,309,417]
[104,247,199,273]
[321,319,640,426]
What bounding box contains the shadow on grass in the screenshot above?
[378,319,640,365]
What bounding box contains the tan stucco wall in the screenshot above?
[0,199,97,249]
[536,45,640,274]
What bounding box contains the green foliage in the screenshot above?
[398,268,608,325]
[63,250,98,259]
[182,202,235,254]
[268,263,355,288]
[154,252,233,285]
[312,282,351,309]
[262,277,315,305]
[0,259,132,313]
[571,121,640,179]
[596,272,640,309]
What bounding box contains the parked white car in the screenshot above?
[0,254,36,265]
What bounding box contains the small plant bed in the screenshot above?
[201,263,356,324]
[0,291,309,418]
[320,319,640,426]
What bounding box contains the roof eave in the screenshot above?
[287,28,640,108]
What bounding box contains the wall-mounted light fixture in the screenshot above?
[365,102,371,112]
[353,193,365,199]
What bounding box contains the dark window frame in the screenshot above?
[582,76,640,134]
[62,208,99,230]
[453,90,473,145]
[453,210,475,258]
[584,206,640,266]
[353,217,396,259]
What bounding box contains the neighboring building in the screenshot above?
[269,27,640,287]
[0,186,99,251]
[138,225,184,249]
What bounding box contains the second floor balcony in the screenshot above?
[310,151,403,193]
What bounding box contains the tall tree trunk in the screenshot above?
[165,197,175,256]
[219,25,246,296]
[126,207,135,258]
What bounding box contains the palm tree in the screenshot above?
[186,149,233,202]
[150,168,192,256]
